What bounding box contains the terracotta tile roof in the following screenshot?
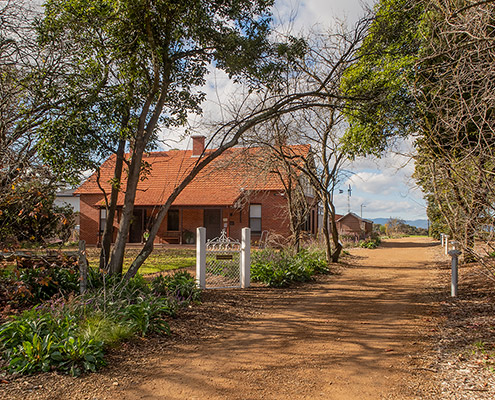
[75,145,311,207]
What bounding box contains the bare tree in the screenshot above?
[241,25,367,263]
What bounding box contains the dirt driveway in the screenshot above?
[115,237,440,400]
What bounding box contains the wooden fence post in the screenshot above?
[78,240,88,294]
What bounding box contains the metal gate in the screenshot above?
[205,230,241,288]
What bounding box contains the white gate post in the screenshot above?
[196,227,206,289]
[241,227,251,288]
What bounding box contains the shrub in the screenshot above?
[77,314,134,347]
[0,307,105,376]
[7,254,79,305]
[251,248,329,287]
[151,271,201,303]
[359,236,381,249]
[0,270,201,377]
[119,294,174,336]
[52,335,105,375]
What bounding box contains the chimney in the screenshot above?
[192,135,205,157]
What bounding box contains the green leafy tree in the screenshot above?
[413,0,495,263]
[341,0,425,156]
[0,170,75,247]
[0,0,79,246]
[343,0,495,271]
[38,0,284,277]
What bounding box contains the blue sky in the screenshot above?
[161,0,428,222]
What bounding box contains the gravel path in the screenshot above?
[116,237,442,400]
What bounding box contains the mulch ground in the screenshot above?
[429,259,495,399]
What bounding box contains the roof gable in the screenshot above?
[336,212,373,224]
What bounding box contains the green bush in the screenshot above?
[78,313,134,347]
[5,253,79,305]
[151,271,201,303]
[0,307,105,376]
[52,336,105,375]
[76,276,177,337]
[119,294,173,336]
[251,249,329,287]
[0,271,202,377]
[358,236,381,249]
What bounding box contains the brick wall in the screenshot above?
[79,194,104,245]
[181,209,203,234]
[337,214,371,239]
[80,190,296,245]
[248,191,291,240]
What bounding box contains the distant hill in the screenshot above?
[372,218,429,230]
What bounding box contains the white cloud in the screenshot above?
[348,172,399,195]
[273,0,373,34]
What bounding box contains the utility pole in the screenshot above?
[347,184,352,213]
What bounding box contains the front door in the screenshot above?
[204,209,222,240]
[129,209,144,243]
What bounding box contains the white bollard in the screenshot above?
[196,227,206,289]
[444,234,449,255]
[241,227,251,288]
[440,233,444,247]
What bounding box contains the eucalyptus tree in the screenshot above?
[340,0,424,156]
[38,0,375,277]
[413,0,495,269]
[342,0,495,274]
[38,0,284,276]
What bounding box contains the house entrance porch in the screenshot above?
[121,206,244,245]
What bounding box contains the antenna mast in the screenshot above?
[347,184,352,213]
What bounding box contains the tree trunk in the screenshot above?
[464,221,476,263]
[329,200,342,262]
[107,135,147,276]
[99,138,126,271]
[321,194,333,265]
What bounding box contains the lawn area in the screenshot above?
[86,247,196,275]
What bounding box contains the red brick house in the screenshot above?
[75,137,318,245]
[335,212,373,240]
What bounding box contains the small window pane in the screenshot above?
[250,218,261,232]
[250,204,261,218]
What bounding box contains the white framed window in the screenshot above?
[249,204,262,233]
